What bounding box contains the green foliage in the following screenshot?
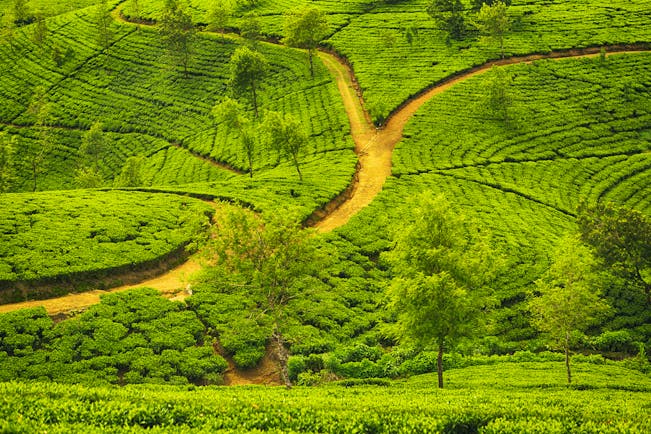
[95,0,113,51]
[426,0,467,42]
[578,202,651,304]
[206,0,230,34]
[529,235,611,382]
[229,45,267,116]
[474,0,510,58]
[79,121,107,170]
[0,190,214,285]
[0,362,650,432]
[0,288,227,384]
[385,192,500,387]
[31,12,48,45]
[261,111,308,181]
[159,0,196,76]
[196,205,325,384]
[283,6,329,77]
[114,156,145,187]
[0,131,17,192]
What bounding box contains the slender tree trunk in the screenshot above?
[292,154,302,182]
[437,342,444,389]
[272,328,292,389]
[308,48,314,78]
[565,333,572,384]
[251,82,258,117]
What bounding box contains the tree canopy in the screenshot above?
[284,7,329,77]
[159,0,196,77]
[200,206,324,387]
[474,0,510,58]
[229,46,268,117]
[577,202,651,305]
[529,235,611,383]
[427,0,467,42]
[385,192,500,388]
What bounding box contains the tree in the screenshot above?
[472,0,511,11]
[528,235,610,384]
[212,97,256,177]
[474,0,509,58]
[262,111,308,181]
[385,193,499,388]
[31,13,48,46]
[95,0,114,54]
[160,0,196,77]
[240,11,261,44]
[427,0,466,43]
[12,0,32,26]
[201,206,323,388]
[80,121,107,170]
[577,202,651,305]
[283,7,329,78]
[114,156,145,187]
[0,131,17,192]
[74,166,104,188]
[229,46,267,117]
[484,66,512,122]
[1,10,17,48]
[28,86,52,192]
[207,0,230,35]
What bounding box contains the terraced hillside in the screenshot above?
[0,0,649,409]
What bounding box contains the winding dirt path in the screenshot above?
[312,45,651,231]
[1,8,649,367]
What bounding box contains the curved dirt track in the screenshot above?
[2,10,649,317]
[312,45,651,231]
[3,46,647,319]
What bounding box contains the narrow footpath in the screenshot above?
[1,8,648,327]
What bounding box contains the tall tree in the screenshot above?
[207,0,231,35]
[212,97,256,177]
[95,0,114,54]
[385,192,499,388]
[1,10,17,48]
[12,0,31,26]
[0,131,17,193]
[528,235,610,384]
[472,0,511,11]
[228,46,267,117]
[160,0,196,77]
[201,206,323,388]
[240,11,261,45]
[74,166,104,188]
[283,7,329,78]
[31,12,48,46]
[114,156,145,187]
[27,86,52,192]
[80,121,107,170]
[427,0,466,43]
[485,66,512,122]
[577,202,651,305]
[474,0,510,58]
[262,111,308,181]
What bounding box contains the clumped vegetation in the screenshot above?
[0,191,213,290]
[0,0,650,430]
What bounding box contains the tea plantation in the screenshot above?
[1,0,650,431]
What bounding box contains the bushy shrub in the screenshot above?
[593,330,637,353]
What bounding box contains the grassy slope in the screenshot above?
[332,53,651,346]
[1,362,650,432]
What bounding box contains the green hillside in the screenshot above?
[0,0,650,430]
[2,363,650,432]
